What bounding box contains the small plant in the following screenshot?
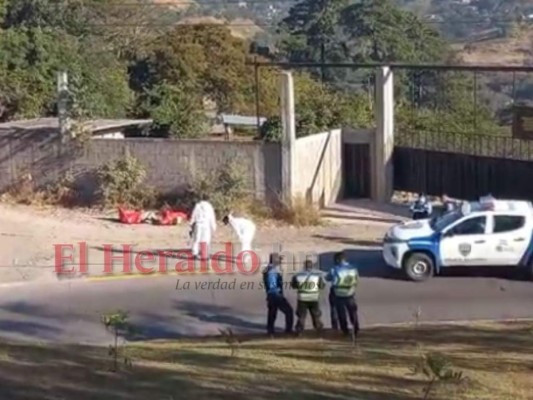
[273,195,322,227]
[259,116,282,142]
[96,154,156,209]
[219,328,241,357]
[412,306,422,329]
[101,310,134,372]
[412,347,465,399]
[69,120,93,148]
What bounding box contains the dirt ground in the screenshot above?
[0,201,403,284]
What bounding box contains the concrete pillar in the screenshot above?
[57,71,70,143]
[280,71,296,204]
[372,66,394,202]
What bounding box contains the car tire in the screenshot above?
[403,252,435,282]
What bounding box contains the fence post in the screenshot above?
[280,71,296,205]
[373,66,394,202]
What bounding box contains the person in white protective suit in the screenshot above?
[222,213,256,254]
[189,197,217,259]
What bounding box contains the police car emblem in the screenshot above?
[458,243,471,257]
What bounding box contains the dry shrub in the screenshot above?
[273,195,322,227]
[0,172,80,207]
[96,154,156,209]
[233,197,273,222]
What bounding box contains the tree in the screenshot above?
[0,27,133,121]
[146,25,255,113]
[339,0,447,63]
[143,82,208,138]
[277,0,355,85]
[1,0,92,37]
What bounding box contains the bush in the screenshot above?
[96,154,156,209]
[273,195,322,227]
[185,160,249,217]
[0,172,80,207]
[259,116,282,142]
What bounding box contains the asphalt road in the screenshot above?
[0,248,532,345]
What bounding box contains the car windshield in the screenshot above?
[429,209,463,232]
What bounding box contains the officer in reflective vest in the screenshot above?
[290,259,325,335]
[325,251,360,337]
[262,253,294,337]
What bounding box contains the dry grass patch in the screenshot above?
[0,321,530,399]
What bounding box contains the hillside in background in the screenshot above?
[454,27,533,66]
[152,0,195,9]
[177,16,263,40]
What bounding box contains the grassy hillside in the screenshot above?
[0,320,531,399]
[177,16,263,40]
[454,28,533,66]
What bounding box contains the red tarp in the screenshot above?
[117,207,188,225]
[118,207,144,224]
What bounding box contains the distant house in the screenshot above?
[0,118,153,139]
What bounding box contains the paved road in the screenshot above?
[0,248,532,345]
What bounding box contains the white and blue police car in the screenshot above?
[382,197,533,281]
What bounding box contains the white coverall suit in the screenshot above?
[228,214,256,253]
[190,201,217,257]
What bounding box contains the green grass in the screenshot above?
[0,321,531,399]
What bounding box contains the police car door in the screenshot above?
[439,215,490,266]
[487,214,529,266]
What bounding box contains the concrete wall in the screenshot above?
[292,129,342,207]
[0,130,282,205]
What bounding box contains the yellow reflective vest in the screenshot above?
[294,272,322,302]
[333,267,358,297]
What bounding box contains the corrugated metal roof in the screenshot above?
[218,114,266,126]
[0,118,153,133]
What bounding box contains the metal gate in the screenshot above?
[343,143,371,198]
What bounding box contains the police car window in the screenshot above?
[431,210,463,231]
[493,215,525,233]
[450,216,486,235]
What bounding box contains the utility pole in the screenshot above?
[57,71,70,142]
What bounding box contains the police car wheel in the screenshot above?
[403,253,434,282]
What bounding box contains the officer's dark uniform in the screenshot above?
[328,287,338,330]
[262,253,294,336]
[290,260,325,334]
[411,193,431,220]
[326,252,360,337]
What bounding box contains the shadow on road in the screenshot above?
[177,300,264,331]
[124,301,264,342]
[318,249,403,280]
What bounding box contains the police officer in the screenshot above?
[262,253,294,336]
[441,193,456,215]
[290,259,325,335]
[326,251,360,337]
[410,192,432,220]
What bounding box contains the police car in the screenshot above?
[382,197,533,281]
